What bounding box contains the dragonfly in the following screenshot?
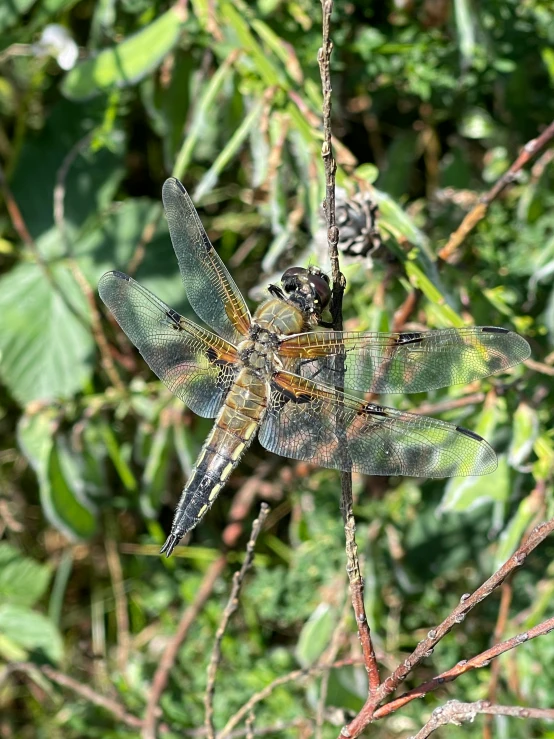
[99,177,531,557]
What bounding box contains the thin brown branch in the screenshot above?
[127,206,164,276]
[339,518,554,737]
[439,119,554,262]
[0,163,35,248]
[204,504,270,739]
[374,614,554,720]
[525,357,554,376]
[142,556,227,739]
[317,0,342,302]
[0,161,56,289]
[412,392,486,417]
[413,699,554,739]
[391,290,419,332]
[218,658,364,739]
[8,662,143,730]
[317,0,380,700]
[53,132,93,237]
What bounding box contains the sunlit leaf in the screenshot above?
[18,411,97,540]
[295,602,337,667]
[0,545,51,608]
[494,492,542,571]
[508,402,539,468]
[0,263,93,404]
[0,604,63,663]
[61,8,185,100]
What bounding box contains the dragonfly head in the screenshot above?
[279,266,331,322]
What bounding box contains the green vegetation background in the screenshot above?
[1,0,553,736]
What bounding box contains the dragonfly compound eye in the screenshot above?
[308,273,331,309]
[281,266,309,294]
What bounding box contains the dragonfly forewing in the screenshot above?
[162,178,251,344]
[279,326,530,393]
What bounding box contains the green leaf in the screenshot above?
[193,97,267,200]
[18,411,97,541]
[98,422,138,493]
[141,421,173,517]
[0,545,51,607]
[355,163,379,184]
[453,0,477,66]
[439,455,510,513]
[172,58,236,181]
[494,493,541,571]
[219,1,281,87]
[533,434,554,482]
[61,8,185,100]
[0,263,93,404]
[404,261,464,327]
[508,402,539,468]
[10,100,124,243]
[295,603,337,667]
[0,604,63,663]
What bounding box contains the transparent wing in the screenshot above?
[258,371,497,477]
[279,327,530,393]
[162,177,251,344]
[99,271,239,418]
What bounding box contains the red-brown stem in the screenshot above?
[374,615,554,720]
[339,518,554,737]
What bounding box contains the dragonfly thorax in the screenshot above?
[238,325,280,375]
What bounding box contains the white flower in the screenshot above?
[34,24,79,70]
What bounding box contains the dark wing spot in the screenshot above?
[395,332,424,345]
[166,309,183,328]
[362,403,388,417]
[456,426,483,441]
[112,270,131,281]
[271,380,312,404]
[481,326,509,334]
[206,347,232,367]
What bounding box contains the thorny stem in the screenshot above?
[204,504,269,739]
[413,700,554,739]
[317,0,380,700]
[374,614,554,720]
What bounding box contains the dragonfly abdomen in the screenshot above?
[160,369,268,556]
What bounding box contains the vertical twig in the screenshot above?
[204,504,269,739]
[317,0,380,698]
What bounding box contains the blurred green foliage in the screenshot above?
[1,0,554,737]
